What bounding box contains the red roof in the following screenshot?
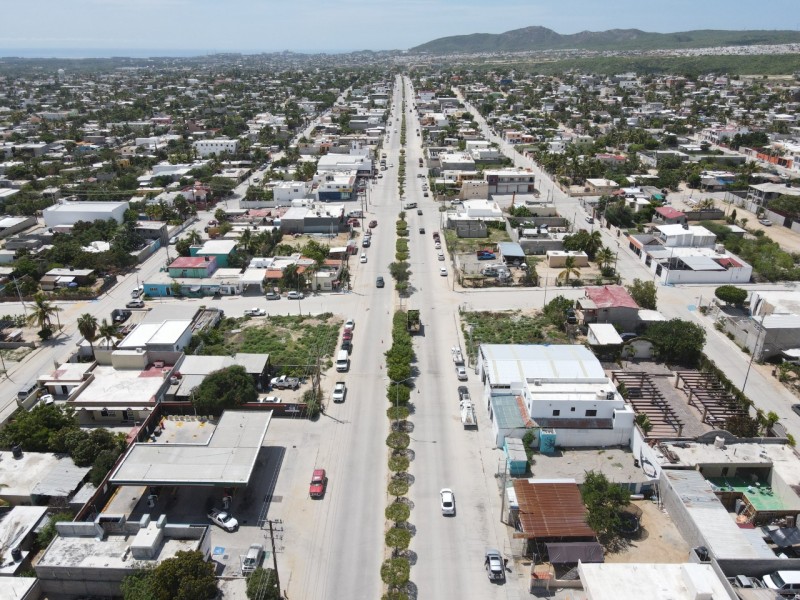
[169,256,213,269]
[512,480,595,539]
[655,206,685,219]
[585,285,639,309]
[716,257,742,268]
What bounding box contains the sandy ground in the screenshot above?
[604,499,691,564]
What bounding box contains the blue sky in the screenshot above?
[1,0,798,56]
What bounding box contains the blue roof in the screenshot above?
[490,394,528,429]
[497,241,525,257]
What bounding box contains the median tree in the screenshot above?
[192,365,257,415]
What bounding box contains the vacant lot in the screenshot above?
[460,309,570,357]
[604,500,690,564]
[192,313,342,375]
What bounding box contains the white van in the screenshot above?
[404,202,417,209]
[764,571,800,595]
[335,350,349,372]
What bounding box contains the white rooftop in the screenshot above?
[118,320,191,349]
[479,344,607,384]
[74,365,164,408]
[588,323,623,345]
[197,239,237,255]
[110,410,271,486]
[578,562,730,600]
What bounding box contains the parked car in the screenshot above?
[270,375,300,390]
[257,396,282,404]
[341,339,352,352]
[332,382,347,403]
[423,192,429,197]
[126,300,144,309]
[566,308,578,325]
[792,404,800,418]
[759,219,773,226]
[376,276,385,288]
[287,291,304,300]
[344,318,355,331]
[620,332,638,342]
[477,250,496,260]
[242,543,264,574]
[342,330,353,341]
[485,549,505,581]
[440,488,456,516]
[265,291,280,300]
[360,253,367,263]
[417,209,423,215]
[585,216,594,224]
[244,308,266,317]
[112,308,132,323]
[458,386,471,403]
[131,286,143,299]
[438,252,445,261]
[309,468,327,498]
[456,365,468,381]
[208,509,238,532]
[440,267,447,276]
[419,227,425,234]
[369,220,378,228]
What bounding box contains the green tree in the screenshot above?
[245,567,280,600]
[27,292,61,338]
[543,296,574,326]
[385,527,412,551]
[120,572,155,600]
[0,404,78,452]
[595,246,616,272]
[646,319,706,366]
[714,285,748,306]
[36,510,75,548]
[98,318,121,350]
[192,365,257,415]
[77,313,98,356]
[381,558,410,588]
[581,470,630,541]
[186,230,203,246]
[626,278,657,310]
[557,255,580,284]
[146,550,217,600]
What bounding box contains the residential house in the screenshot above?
[577,285,641,330]
[167,256,218,279]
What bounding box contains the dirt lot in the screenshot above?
[604,499,690,563]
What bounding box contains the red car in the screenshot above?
[369,220,378,228]
[342,330,353,341]
[309,469,327,498]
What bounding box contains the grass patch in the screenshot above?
[443,227,511,254]
[461,310,569,357]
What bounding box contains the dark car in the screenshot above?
[417,209,423,215]
[792,404,800,418]
[341,339,352,352]
[419,227,425,234]
[566,309,578,325]
[376,276,385,288]
[620,333,638,342]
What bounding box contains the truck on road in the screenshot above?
[406,310,421,334]
[451,347,464,364]
[461,400,477,428]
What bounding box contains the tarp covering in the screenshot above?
[768,527,800,548]
[546,542,604,564]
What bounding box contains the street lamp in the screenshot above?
[742,314,767,394]
[388,376,414,427]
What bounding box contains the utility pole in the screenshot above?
[266,518,283,598]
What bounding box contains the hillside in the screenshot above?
[410,26,800,54]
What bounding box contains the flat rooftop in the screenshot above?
[578,562,730,600]
[0,451,66,501]
[110,410,271,487]
[532,447,650,488]
[73,365,165,408]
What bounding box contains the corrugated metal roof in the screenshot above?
[512,480,595,539]
[491,394,531,429]
[31,457,90,498]
[481,344,606,385]
[679,256,725,271]
[585,285,639,309]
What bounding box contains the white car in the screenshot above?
[242,543,264,574]
[332,381,347,403]
[456,365,468,381]
[360,253,367,263]
[244,308,266,317]
[434,242,441,250]
[440,488,455,515]
[258,396,282,403]
[344,318,355,331]
[40,394,55,406]
[208,509,238,532]
[440,267,447,276]
[287,291,304,300]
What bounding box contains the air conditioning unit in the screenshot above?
[534,379,542,386]
[606,392,615,400]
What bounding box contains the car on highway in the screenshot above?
[344,318,355,331]
[360,253,367,263]
[376,276,385,288]
[485,549,505,581]
[417,209,423,215]
[423,191,429,197]
[244,308,266,317]
[369,220,378,228]
[419,227,425,234]
[440,488,456,516]
[287,291,304,300]
[126,300,145,309]
[265,291,280,300]
[309,468,327,498]
[332,382,347,403]
[456,365,468,381]
[208,509,238,532]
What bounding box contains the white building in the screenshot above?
[484,169,536,195]
[578,563,731,600]
[192,138,238,157]
[316,153,372,175]
[439,152,476,172]
[477,344,635,448]
[43,201,128,227]
[273,181,310,204]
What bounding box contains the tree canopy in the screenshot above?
[646,319,706,366]
[626,278,657,310]
[121,550,217,600]
[192,365,257,415]
[581,470,630,541]
[246,567,280,600]
[714,285,748,306]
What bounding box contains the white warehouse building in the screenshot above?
[477,344,635,448]
[192,138,239,157]
[43,201,129,228]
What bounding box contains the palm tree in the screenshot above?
[186,230,202,246]
[27,292,61,335]
[596,246,616,271]
[558,255,581,284]
[98,319,120,350]
[77,313,98,356]
[239,228,253,255]
[585,230,604,259]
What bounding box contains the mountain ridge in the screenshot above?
[410,26,800,54]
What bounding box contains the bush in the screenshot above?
[381,558,410,588]
[385,502,411,523]
[385,527,412,550]
[388,478,410,497]
[387,406,410,421]
[386,432,410,450]
[388,454,410,472]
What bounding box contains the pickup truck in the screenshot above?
[270,375,300,390]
